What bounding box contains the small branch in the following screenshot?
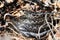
[37,23,46,39]
[7,22,20,33]
[45,13,56,40]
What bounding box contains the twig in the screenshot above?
[4,13,13,20]
[7,27,19,35]
[7,22,20,33]
[45,13,56,40]
[37,23,46,39]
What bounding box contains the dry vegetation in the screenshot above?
[0,0,60,40]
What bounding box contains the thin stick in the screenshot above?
[4,13,13,20]
[8,27,19,35]
[37,23,46,39]
[7,22,20,33]
[45,13,56,40]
